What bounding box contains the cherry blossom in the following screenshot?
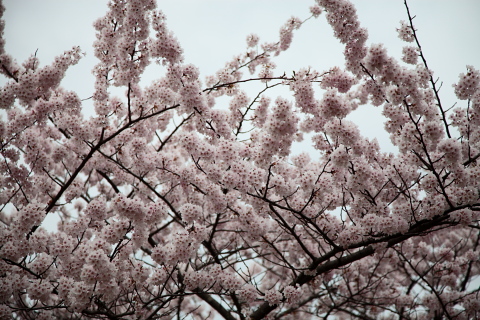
[0,0,479,319]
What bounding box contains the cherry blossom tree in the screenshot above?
[1,0,479,319]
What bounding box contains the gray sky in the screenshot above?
[2,0,480,152]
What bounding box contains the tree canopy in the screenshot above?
[0,0,479,319]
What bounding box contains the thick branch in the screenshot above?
[249,213,455,319]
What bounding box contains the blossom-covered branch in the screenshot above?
[1,0,479,319]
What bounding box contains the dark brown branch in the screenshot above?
[404,0,451,138]
[192,289,237,320]
[96,169,120,193]
[1,63,19,82]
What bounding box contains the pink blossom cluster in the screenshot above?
[264,288,282,306]
[321,66,356,93]
[289,68,320,115]
[278,17,302,52]
[453,65,480,100]
[309,5,323,18]
[402,45,419,65]
[317,0,368,74]
[246,33,260,48]
[0,47,82,109]
[397,20,415,42]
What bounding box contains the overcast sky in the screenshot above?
[2,0,480,152]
